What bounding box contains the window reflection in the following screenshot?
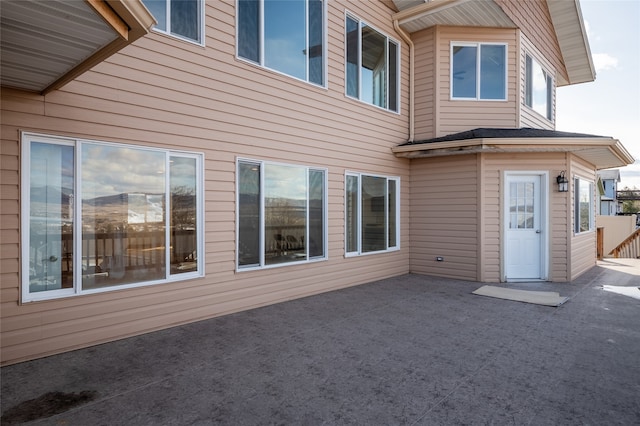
[238,162,261,266]
[346,15,399,111]
[171,0,199,41]
[362,175,386,252]
[452,45,477,98]
[452,44,506,100]
[29,142,74,293]
[526,55,552,120]
[345,175,359,253]
[345,173,399,255]
[81,144,166,289]
[308,169,325,258]
[170,157,198,274]
[265,164,307,265]
[265,0,306,80]
[239,0,324,85]
[361,25,387,107]
[237,160,327,269]
[480,44,505,100]
[142,0,201,43]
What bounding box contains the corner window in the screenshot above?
[237,159,327,269]
[451,42,507,100]
[574,177,594,234]
[22,134,204,302]
[345,14,399,112]
[142,0,204,44]
[345,173,399,255]
[237,0,325,86]
[525,54,553,120]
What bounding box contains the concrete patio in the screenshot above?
[2,260,639,425]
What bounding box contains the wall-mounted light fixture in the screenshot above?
[556,171,568,192]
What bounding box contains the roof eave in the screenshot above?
[42,0,156,95]
[392,137,635,170]
[0,0,156,95]
[546,0,596,86]
[393,0,516,33]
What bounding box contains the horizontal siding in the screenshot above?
[495,0,568,85]
[435,26,519,136]
[519,34,556,130]
[569,156,597,280]
[0,1,412,365]
[409,155,478,280]
[481,152,570,282]
[413,27,436,141]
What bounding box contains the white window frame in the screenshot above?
[344,171,400,256]
[143,0,205,45]
[450,42,508,101]
[21,132,205,303]
[574,176,595,234]
[525,53,554,121]
[236,158,328,271]
[344,12,401,113]
[236,0,327,87]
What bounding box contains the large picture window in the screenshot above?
[451,42,507,100]
[237,0,325,86]
[142,0,204,44]
[345,173,399,255]
[237,159,327,269]
[525,54,553,120]
[22,134,204,302]
[574,177,594,234]
[346,14,399,112]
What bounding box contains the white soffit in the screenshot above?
[0,0,155,94]
[546,0,595,85]
[393,0,516,33]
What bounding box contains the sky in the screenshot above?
[555,0,640,189]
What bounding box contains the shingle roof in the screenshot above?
[399,128,610,147]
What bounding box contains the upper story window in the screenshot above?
[142,0,204,44]
[237,0,325,86]
[525,54,553,120]
[21,133,204,302]
[237,159,327,270]
[345,14,399,112]
[451,42,507,101]
[345,172,400,255]
[574,177,594,234]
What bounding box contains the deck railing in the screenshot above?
[609,228,640,259]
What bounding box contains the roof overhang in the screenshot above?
[392,0,595,86]
[546,0,595,85]
[1,0,156,95]
[393,137,635,170]
[392,0,516,33]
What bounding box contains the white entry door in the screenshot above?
[505,174,545,280]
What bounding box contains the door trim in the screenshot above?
[501,171,549,282]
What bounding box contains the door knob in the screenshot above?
[536,230,541,234]
[49,255,58,262]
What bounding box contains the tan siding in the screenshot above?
[0,1,413,365]
[409,155,478,280]
[435,27,519,137]
[569,156,597,280]
[413,27,436,141]
[495,0,568,84]
[519,34,556,130]
[481,152,570,282]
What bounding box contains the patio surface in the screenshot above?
[2,259,639,425]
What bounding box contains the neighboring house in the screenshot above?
[597,169,621,215]
[0,0,634,365]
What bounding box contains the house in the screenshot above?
[0,0,634,365]
[597,169,621,215]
